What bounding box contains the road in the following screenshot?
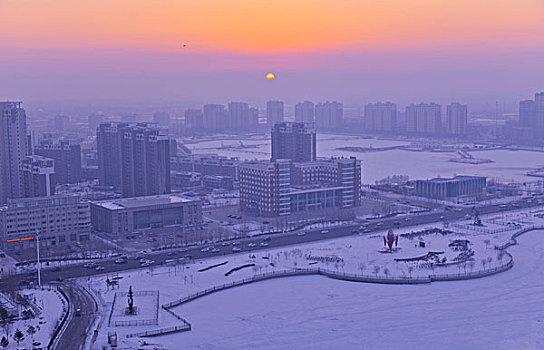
[1,197,542,290]
[54,283,97,350]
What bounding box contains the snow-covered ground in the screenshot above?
[2,288,64,350]
[88,208,544,349]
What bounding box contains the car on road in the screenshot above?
[260,242,269,247]
[75,308,81,317]
[405,217,412,221]
[297,231,306,236]
[321,230,330,234]
[95,266,105,271]
[201,247,211,252]
[351,229,358,234]
[232,247,241,252]
[114,258,127,264]
[376,222,384,227]
[248,243,257,247]
[83,262,97,269]
[210,248,221,253]
[221,242,230,246]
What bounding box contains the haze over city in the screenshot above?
[0,1,543,350]
[1,0,543,110]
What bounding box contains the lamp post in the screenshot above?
[36,232,41,287]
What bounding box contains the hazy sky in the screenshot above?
[1,0,543,108]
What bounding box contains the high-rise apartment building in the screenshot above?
[267,101,284,125]
[536,92,544,137]
[271,122,316,162]
[228,102,250,129]
[364,102,397,132]
[248,107,259,127]
[519,92,544,139]
[185,109,203,129]
[203,104,227,131]
[22,155,55,197]
[406,103,442,134]
[315,101,343,128]
[295,101,315,123]
[34,140,82,184]
[97,122,171,198]
[0,102,28,204]
[446,103,468,135]
[519,100,535,127]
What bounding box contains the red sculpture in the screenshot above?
[383,229,399,252]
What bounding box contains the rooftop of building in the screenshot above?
[418,175,487,183]
[92,194,197,210]
[1,194,82,211]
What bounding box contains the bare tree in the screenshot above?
[407,266,414,278]
[383,268,390,278]
[358,263,365,275]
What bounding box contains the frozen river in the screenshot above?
[167,229,544,350]
[183,133,544,184]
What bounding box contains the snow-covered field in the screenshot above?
[2,288,64,350]
[89,209,544,349]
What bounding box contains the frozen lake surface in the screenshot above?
[184,134,544,184]
[166,230,544,350]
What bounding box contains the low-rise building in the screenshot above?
[90,194,202,236]
[202,175,235,190]
[0,195,91,250]
[171,171,202,189]
[415,176,486,199]
[171,154,239,180]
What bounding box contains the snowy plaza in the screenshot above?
[85,208,544,350]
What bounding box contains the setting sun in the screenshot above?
[266,73,275,80]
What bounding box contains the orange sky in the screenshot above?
[1,0,543,54]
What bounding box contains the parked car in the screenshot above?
[232,247,241,252]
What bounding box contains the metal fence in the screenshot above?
[108,290,160,327]
[130,223,543,339]
[126,324,191,338]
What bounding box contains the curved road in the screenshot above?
[54,283,97,350]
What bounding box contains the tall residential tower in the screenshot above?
[0,102,28,204]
